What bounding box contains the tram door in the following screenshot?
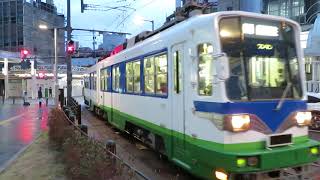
[171,44,186,158]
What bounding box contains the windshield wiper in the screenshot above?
[275,82,292,111]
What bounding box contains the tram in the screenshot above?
[84,11,320,180]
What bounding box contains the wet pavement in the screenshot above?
[0,103,50,169]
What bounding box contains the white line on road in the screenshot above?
[0,114,24,126]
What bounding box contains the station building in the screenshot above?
[0,0,66,100]
[0,51,90,100]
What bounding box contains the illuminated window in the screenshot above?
[126,62,134,93]
[248,57,286,88]
[155,54,167,95]
[112,66,120,92]
[144,53,168,95]
[100,69,106,91]
[92,72,97,90]
[126,60,140,93]
[174,51,183,93]
[198,43,213,96]
[133,61,141,93]
[144,56,155,94]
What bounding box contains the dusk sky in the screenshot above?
[54,0,176,48]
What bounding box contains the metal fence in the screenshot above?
[61,97,150,180]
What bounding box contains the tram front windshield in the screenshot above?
[219,17,302,101]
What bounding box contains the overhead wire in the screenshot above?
[113,0,156,31]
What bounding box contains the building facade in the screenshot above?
[263,0,320,24]
[262,0,320,95]
[0,0,65,63]
[216,0,262,12]
[98,33,126,52]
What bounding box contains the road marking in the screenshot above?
[0,114,24,126]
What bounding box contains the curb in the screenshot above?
[0,133,43,174]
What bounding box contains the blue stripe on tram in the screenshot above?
[193,100,307,132]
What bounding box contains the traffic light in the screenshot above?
[20,49,29,60]
[67,40,75,55]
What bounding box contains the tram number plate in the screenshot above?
[267,134,292,148]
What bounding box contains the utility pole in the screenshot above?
[92,30,96,58]
[66,0,72,105]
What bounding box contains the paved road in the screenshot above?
[0,103,50,169]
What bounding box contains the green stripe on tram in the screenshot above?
[98,105,320,180]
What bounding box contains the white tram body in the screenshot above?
[84,11,319,180]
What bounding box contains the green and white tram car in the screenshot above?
[84,11,320,180]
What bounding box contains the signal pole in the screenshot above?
[66,0,72,105]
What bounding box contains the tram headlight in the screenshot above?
[224,114,251,132]
[214,169,228,180]
[295,111,312,126]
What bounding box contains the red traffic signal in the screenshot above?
[20,49,29,60]
[67,40,75,55]
[38,72,45,79]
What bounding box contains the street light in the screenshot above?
[133,15,155,31]
[39,24,61,107]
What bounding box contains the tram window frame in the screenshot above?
[100,69,104,91]
[197,43,213,96]
[100,68,108,91]
[155,54,168,95]
[93,72,97,90]
[112,65,120,92]
[126,60,141,94]
[133,60,141,93]
[84,75,89,89]
[174,51,182,94]
[143,53,168,96]
[89,73,92,89]
[126,62,134,93]
[144,56,155,94]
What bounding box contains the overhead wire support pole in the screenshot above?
[67,0,72,106]
[92,30,96,58]
[72,28,131,35]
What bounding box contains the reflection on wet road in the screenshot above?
[0,104,49,168]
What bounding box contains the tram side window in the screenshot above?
[133,61,141,93]
[112,66,120,92]
[93,72,97,90]
[126,60,141,93]
[89,73,92,89]
[144,56,155,94]
[155,54,167,95]
[174,51,182,93]
[198,43,213,96]
[84,75,89,89]
[144,53,168,96]
[100,69,107,91]
[126,62,134,93]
